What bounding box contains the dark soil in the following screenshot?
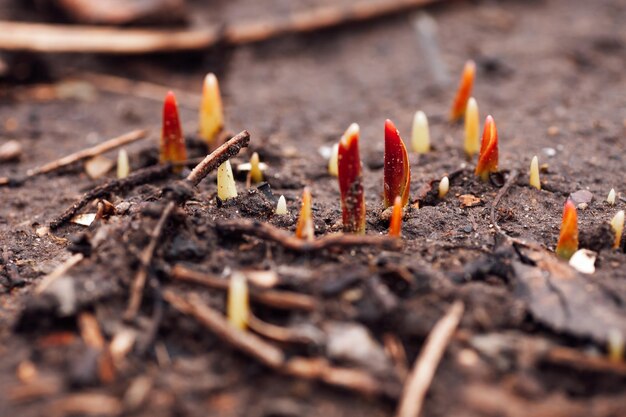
[2,0,626,416]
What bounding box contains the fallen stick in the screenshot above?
[216,219,402,252]
[171,264,317,311]
[48,153,216,229]
[164,290,285,368]
[124,201,175,321]
[222,0,444,45]
[0,0,442,54]
[490,169,519,238]
[31,129,147,176]
[49,163,174,229]
[489,170,543,250]
[164,290,397,397]
[284,356,391,397]
[543,346,626,376]
[185,130,251,186]
[35,253,84,293]
[395,301,464,417]
[247,314,321,345]
[0,21,218,53]
[0,129,148,186]
[48,393,123,416]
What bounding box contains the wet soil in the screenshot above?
[1,0,626,416]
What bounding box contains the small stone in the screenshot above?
[547,126,560,136]
[569,249,596,274]
[462,225,473,233]
[115,202,131,214]
[325,322,392,376]
[569,190,593,208]
[542,147,556,157]
[0,140,22,162]
[85,155,114,179]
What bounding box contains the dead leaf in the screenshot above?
[71,213,97,226]
[459,194,482,207]
[513,248,626,343]
[85,155,114,179]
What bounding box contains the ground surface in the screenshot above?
[1,0,626,416]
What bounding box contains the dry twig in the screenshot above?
[396,301,464,417]
[247,314,321,345]
[217,219,402,252]
[0,21,217,53]
[0,0,441,54]
[35,253,84,293]
[164,290,398,397]
[49,163,173,229]
[171,265,317,311]
[185,130,251,186]
[0,129,147,187]
[543,346,626,376]
[489,169,543,250]
[124,201,176,321]
[490,170,519,238]
[164,290,285,367]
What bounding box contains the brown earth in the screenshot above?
[1,0,626,416]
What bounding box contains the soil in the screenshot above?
[2,0,626,416]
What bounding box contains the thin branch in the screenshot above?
[396,301,464,417]
[164,290,397,397]
[222,0,443,45]
[0,129,148,186]
[186,130,251,186]
[0,0,442,54]
[164,290,286,368]
[216,219,402,252]
[284,356,392,397]
[543,345,626,376]
[124,201,176,321]
[35,253,84,293]
[30,130,148,176]
[171,265,317,311]
[49,163,173,229]
[490,169,519,238]
[0,21,218,53]
[489,170,543,250]
[247,314,321,345]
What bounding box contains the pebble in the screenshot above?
[547,126,560,136]
[569,249,597,274]
[0,140,22,161]
[569,190,593,208]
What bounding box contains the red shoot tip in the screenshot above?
[556,199,579,260]
[384,119,410,208]
[474,115,499,181]
[449,60,476,122]
[160,91,187,172]
[389,196,403,237]
[338,123,366,234]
